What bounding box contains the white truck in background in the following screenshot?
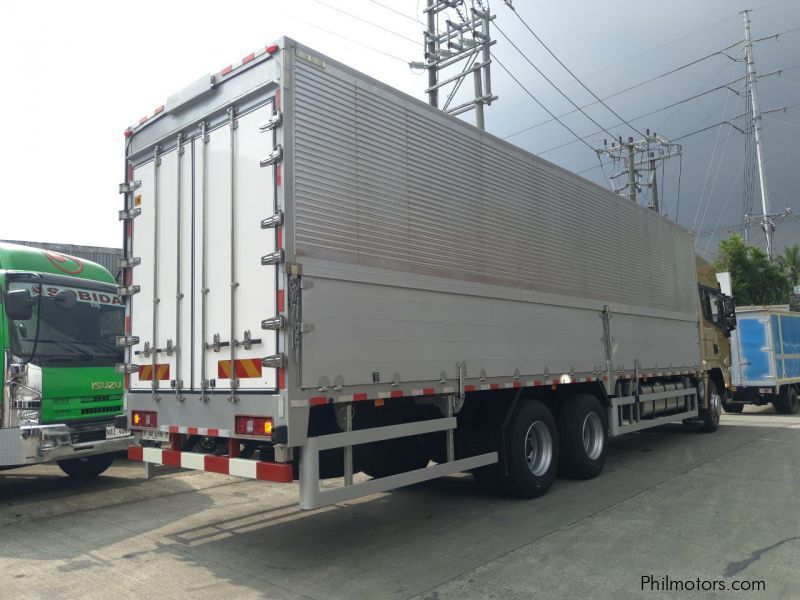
[119,38,734,510]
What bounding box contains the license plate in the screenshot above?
[140,429,170,442]
[106,425,130,439]
[759,387,773,394]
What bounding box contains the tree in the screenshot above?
[778,243,800,289]
[714,235,790,305]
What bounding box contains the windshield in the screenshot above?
[6,280,124,366]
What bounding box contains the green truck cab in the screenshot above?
[0,242,131,477]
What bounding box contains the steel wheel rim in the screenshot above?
[582,412,604,460]
[710,390,722,419]
[524,420,553,476]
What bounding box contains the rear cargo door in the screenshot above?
[737,314,775,385]
[129,141,193,395]
[195,102,279,396]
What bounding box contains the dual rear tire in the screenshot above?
[476,394,608,498]
[773,387,800,415]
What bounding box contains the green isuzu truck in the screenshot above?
[0,241,131,478]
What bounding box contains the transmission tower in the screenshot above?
[411,0,498,129]
[595,131,682,213]
[742,9,780,259]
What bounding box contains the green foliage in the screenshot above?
[778,243,800,288]
[713,235,790,305]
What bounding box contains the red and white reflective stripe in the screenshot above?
[217,43,280,81]
[126,42,280,135]
[158,425,231,437]
[127,445,293,483]
[290,368,702,407]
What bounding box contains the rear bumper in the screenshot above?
[0,424,134,467]
[127,445,294,482]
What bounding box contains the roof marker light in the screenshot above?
[266,44,279,54]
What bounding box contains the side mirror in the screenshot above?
[5,289,34,320]
[54,289,77,310]
[722,295,737,335]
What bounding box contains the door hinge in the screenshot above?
[119,207,142,221]
[260,145,283,167]
[259,111,283,132]
[119,180,142,194]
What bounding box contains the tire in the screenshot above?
[699,380,722,433]
[57,453,115,479]
[557,394,608,478]
[722,401,744,414]
[502,400,559,498]
[773,387,800,415]
[364,436,431,479]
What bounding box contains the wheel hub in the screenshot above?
[581,412,604,460]
[524,420,553,476]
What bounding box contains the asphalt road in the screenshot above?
[1,406,798,600]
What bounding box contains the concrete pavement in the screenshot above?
[1,406,798,599]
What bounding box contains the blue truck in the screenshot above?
[728,306,800,414]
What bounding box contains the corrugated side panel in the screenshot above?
[291,55,696,315]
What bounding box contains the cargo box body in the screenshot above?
[731,307,800,389]
[122,38,702,452]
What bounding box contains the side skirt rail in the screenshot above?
[299,417,497,510]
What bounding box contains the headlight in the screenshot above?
[12,384,42,409]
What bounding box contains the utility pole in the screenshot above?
[649,152,659,215]
[627,138,637,204]
[595,132,681,211]
[426,0,438,108]
[742,9,775,259]
[411,0,498,130]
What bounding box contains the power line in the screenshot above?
[529,66,747,157]
[283,11,412,64]
[764,115,800,128]
[492,53,595,151]
[308,0,422,45]
[502,43,744,140]
[367,0,425,25]
[493,22,619,139]
[503,2,645,137]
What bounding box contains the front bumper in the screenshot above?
[0,423,134,468]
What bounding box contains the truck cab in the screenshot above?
[695,257,736,417]
[0,242,131,477]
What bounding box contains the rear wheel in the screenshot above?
[503,400,559,498]
[722,400,744,414]
[557,394,608,478]
[773,387,800,415]
[58,453,115,479]
[699,380,722,433]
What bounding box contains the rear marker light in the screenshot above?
[266,44,279,54]
[235,416,273,436]
[124,128,132,138]
[132,410,158,428]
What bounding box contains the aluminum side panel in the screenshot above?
[289,50,698,317]
[299,275,699,389]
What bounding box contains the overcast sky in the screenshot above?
[1,0,798,258]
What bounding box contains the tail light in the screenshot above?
[235,416,273,437]
[132,410,157,428]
